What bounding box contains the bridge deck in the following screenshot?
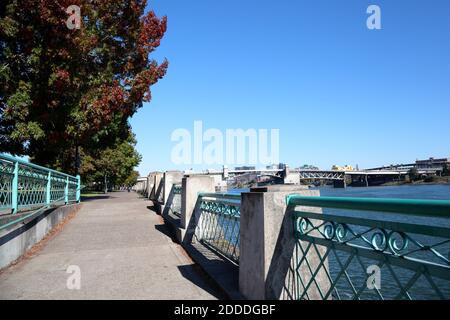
[0,192,220,299]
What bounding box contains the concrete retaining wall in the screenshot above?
[0,203,81,269]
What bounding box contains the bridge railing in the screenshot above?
[0,154,80,228]
[194,192,241,264]
[285,195,450,300]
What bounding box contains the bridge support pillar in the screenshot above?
[239,185,328,300]
[223,165,229,179]
[333,180,346,188]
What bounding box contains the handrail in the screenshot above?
[0,153,81,217]
[0,153,77,179]
[196,192,241,264]
[286,195,450,219]
[287,194,450,300]
[0,194,69,231]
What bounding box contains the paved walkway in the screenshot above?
[0,192,220,299]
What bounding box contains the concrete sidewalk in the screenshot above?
[0,192,221,299]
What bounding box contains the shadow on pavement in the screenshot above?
[154,224,175,239]
[146,205,159,212]
[177,264,227,300]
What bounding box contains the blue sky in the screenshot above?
[131,0,450,175]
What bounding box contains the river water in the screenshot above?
[318,184,450,201]
[312,184,450,300]
[228,184,450,299]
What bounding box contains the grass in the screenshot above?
[81,192,106,197]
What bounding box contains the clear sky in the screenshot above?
[130,0,450,176]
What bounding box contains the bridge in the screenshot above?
[297,169,407,187]
[296,168,441,187]
[1,155,450,300]
[166,165,441,189]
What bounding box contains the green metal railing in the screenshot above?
[156,177,164,204]
[0,154,80,228]
[169,184,182,217]
[173,184,182,195]
[285,195,450,300]
[195,193,241,264]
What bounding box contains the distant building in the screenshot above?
[298,164,320,170]
[234,166,256,171]
[331,165,355,171]
[266,163,286,170]
[415,157,450,169]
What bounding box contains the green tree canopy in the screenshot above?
[81,131,142,188]
[408,167,419,181]
[124,170,140,187]
[442,164,449,176]
[0,0,167,175]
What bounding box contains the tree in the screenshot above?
[81,131,142,192]
[443,164,450,177]
[408,167,419,181]
[0,0,167,174]
[124,170,140,188]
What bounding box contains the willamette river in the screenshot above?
[314,184,450,228]
[303,184,450,299]
[229,184,450,299]
[317,183,450,201]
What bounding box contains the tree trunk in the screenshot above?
[75,145,80,175]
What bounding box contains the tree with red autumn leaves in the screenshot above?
[0,0,167,175]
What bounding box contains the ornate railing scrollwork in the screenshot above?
[286,195,450,300]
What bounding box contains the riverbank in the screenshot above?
[380,176,450,187]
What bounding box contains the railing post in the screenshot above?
[162,171,183,210]
[65,176,69,204]
[76,175,81,203]
[46,172,52,205]
[181,175,215,243]
[239,185,324,300]
[11,161,19,214]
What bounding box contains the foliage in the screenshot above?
[443,164,450,176]
[124,170,140,187]
[81,131,142,187]
[408,167,419,181]
[0,0,167,175]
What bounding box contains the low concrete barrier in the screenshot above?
[155,168,324,299]
[239,185,325,299]
[0,203,81,269]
